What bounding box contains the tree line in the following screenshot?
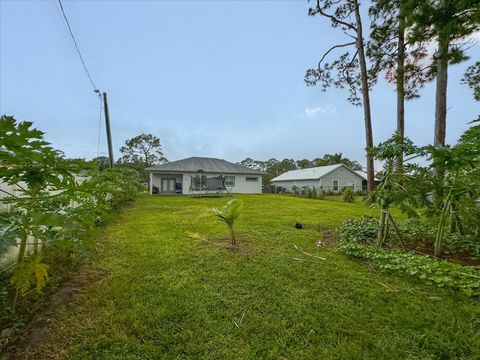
[237,153,362,186]
[306,0,480,191]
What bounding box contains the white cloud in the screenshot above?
[304,106,335,118]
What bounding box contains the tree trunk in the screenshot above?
[432,35,449,207]
[353,0,375,191]
[377,210,387,246]
[395,14,406,174]
[11,235,28,309]
[434,36,449,148]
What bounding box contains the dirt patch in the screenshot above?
[4,262,110,360]
[314,229,337,248]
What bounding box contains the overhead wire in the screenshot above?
[55,0,105,158]
[56,0,99,92]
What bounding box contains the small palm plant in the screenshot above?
[211,199,244,246]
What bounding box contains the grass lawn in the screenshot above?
[19,194,480,359]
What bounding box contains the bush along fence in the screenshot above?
[274,185,363,203]
[0,116,143,328]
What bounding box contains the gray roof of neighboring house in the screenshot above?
[146,157,264,175]
[271,164,363,182]
[354,170,368,180]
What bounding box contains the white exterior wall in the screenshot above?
[150,172,262,194]
[320,167,364,192]
[228,174,262,194]
[271,167,365,193]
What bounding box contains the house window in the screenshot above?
[362,180,368,192]
[246,176,258,182]
[332,179,339,191]
[225,175,235,187]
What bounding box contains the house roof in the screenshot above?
[354,170,367,180]
[146,157,264,175]
[271,164,364,182]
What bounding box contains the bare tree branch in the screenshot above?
[318,41,356,69]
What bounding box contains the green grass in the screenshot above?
[25,194,480,359]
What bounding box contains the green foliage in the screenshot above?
[0,115,143,314]
[291,185,299,195]
[303,187,313,198]
[337,214,480,296]
[338,242,480,296]
[444,234,480,258]
[370,120,480,255]
[336,216,378,244]
[210,199,243,245]
[462,61,480,101]
[317,188,326,200]
[88,167,143,211]
[118,133,167,167]
[342,187,355,203]
[395,218,435,243]
[10,254,49,295]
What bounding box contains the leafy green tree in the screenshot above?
[462,61,480,101]
[237,158,265,170]
[119,133,167,167]
[305,0,376,191]
[118,133,167,184]
[407,0,480,148]
[313,153,363,170]
[296,159,312,169]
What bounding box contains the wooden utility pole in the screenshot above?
[102,92,114,168]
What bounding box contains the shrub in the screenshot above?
[317,188,326,200]
[336,216,378,244]
[342,187,355,203]
[291,185,299,195]
[305,187,313,198]
[395,218,436,244]
[444,234,480,257]
[88,167,143,211]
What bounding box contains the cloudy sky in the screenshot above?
[1,0,479,168]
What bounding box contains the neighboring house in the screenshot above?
[271,164,368,193]
[146,157,263,195]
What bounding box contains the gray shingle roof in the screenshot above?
[146,157,264,175]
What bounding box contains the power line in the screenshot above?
[56,0,99,92]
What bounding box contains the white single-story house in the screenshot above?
[146,157,263,195]
[270,164,368,193]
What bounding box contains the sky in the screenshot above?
[1,0,479,169]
